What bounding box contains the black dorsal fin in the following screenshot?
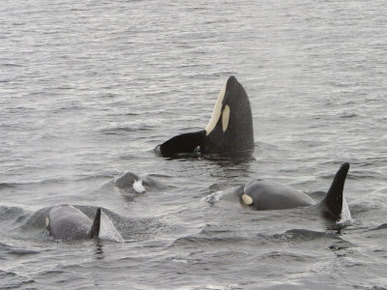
[320,163,350,221]
[158,130,206,157]
[88,208,101,239]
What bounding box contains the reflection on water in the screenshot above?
[94,240,104,261]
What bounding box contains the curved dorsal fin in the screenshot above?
[320,163,350,221]
[88,208,101,239]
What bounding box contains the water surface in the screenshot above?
[1,0,386,288]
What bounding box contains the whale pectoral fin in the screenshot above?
[88,208,101,239]
[45,216,50,228]
[158,130,206,157]
[320,163,350,221]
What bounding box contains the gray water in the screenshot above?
[1,0,386,289]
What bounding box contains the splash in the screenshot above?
[338,197,352,225]
[99,211,124,243]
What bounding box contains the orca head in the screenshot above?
[115,172,148,193]
[46,205,101,241]
[201,76,254,158]
[318,163,350,221]
[114,172,139,189]
[157,76,254,159]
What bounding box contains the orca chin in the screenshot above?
[241,163,351,222]
[157,76,254,159]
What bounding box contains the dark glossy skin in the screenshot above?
[202,76,254,158]
[242,163,350,221]
[158,76,254,159]
[243,180,315,210]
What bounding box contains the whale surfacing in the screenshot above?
[242,163,350,221]
[45,205,101,241]
[158,76,254,159]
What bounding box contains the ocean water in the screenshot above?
[1,0,386,289]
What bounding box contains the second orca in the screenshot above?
[241,163,350,221]
[45,204,101,241]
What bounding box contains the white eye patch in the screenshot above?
[133,179,146,193]
[222,105,230,132]
[242,193,253,205]
[45,217,50,227]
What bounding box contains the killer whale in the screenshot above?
[158,76,254,159]
[114,172,146,194]
[45,204,101,241]
[241,163,350,221]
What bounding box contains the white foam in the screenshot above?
[133,179,146,193]
[99,211,124,243]
[339,196,352,224]
[201,190,224,204]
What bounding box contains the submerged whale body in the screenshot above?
[114,172,146,194]
[241,163,350,221]
[158,76,254,159]
[45,204,101,241]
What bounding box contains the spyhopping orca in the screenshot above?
[45,205,101,241]
[158,76,254,159]
[241,163,350,221]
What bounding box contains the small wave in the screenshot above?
[269,229,348,245]
[0,206,24,222]
[1,63,24,68]
[171,234,246,248]
[282,229,340,240]
[259,250,314,263]
[0,270,36,289]
[270,229,353,251]
[339,112,359,118]
[100,125,154,135]
[8,247,40,256]
[371,223,387,231]
[0,183,17,190]
[101,127,137,135]
[0,177,77,190]
[0,242,39,258]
